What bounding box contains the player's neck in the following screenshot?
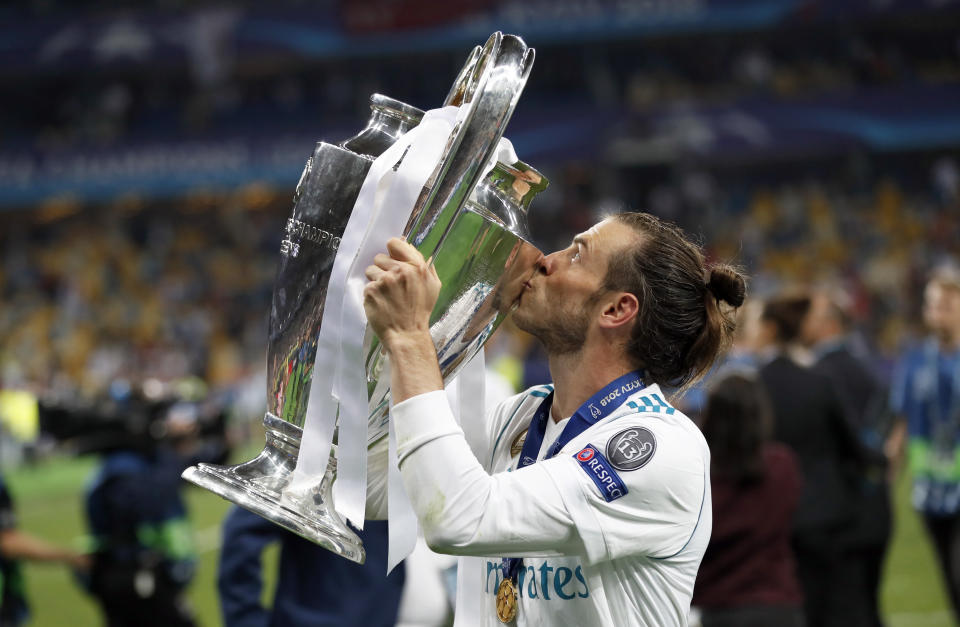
[547,344,635,423]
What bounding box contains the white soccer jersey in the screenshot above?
[391,381,712,627]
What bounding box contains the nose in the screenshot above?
[538,251,559,275]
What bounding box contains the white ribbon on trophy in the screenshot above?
[290,101,516,571]
[288,104,462,525]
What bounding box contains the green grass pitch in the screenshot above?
[3,450,953,626]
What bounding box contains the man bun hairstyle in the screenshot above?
[606,212,746,392]
[706,267,746,307]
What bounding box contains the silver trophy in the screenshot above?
[183,33,545,563]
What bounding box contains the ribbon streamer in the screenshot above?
[332,106,466,535]
[288,106,460,497]
[292,100,519,572]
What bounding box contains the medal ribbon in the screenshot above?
[500,370,645,584]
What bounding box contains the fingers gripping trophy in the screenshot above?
[182,33,547,563]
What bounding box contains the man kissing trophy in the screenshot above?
[183,32,546,564]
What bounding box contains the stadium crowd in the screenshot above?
[0,196,282,401]
[2,157,957,407]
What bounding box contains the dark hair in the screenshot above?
[700,373,772,483]
[761,293,811,344]
[607,212,746,391]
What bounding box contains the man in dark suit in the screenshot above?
[757,293,865,627]
[803,289,891,627]
[217,507,406,627]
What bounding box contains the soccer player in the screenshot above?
[363,212,745,626]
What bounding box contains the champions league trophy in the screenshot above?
[182,33,546,563]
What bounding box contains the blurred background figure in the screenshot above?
[803,287,893,627]
[676,298,764,420]
[81,381,230,627]
[0,474,88,627]
[217,508,406,627]
[889,265,960,623]
[757,293,865,627]
[693,373,804,627]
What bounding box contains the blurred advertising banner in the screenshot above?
[2,83,959,209]
[0,134,321,208]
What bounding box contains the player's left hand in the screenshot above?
[363,237,441,348]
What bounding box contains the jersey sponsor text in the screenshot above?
[485,559,590,601]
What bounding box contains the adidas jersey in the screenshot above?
[392,382,711,627]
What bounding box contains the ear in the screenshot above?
[597,292,639,330]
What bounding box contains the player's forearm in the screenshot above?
[383,329,444,404]
[0,530,81,564]
[393,391,488,552]
[392,391,578,557]
[365,327,442,520]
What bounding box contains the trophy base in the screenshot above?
[182,413,366,564]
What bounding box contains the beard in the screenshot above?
[514,300,590,356]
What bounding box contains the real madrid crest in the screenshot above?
[510,431,527,458]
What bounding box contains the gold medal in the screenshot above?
[496,578,518,623]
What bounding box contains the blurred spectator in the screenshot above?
[889,264,960,622]
[757,293,865,627]
[803,287,892,627]
[693,373,804,627]
[217,507,405,627]
[0,474,89,627]
[676,299,763,419]
[83,389,229,627]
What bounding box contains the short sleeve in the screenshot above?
[546,416,709,565]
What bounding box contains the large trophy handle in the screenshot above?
[444,44,482,107]
[405,34,536,256]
